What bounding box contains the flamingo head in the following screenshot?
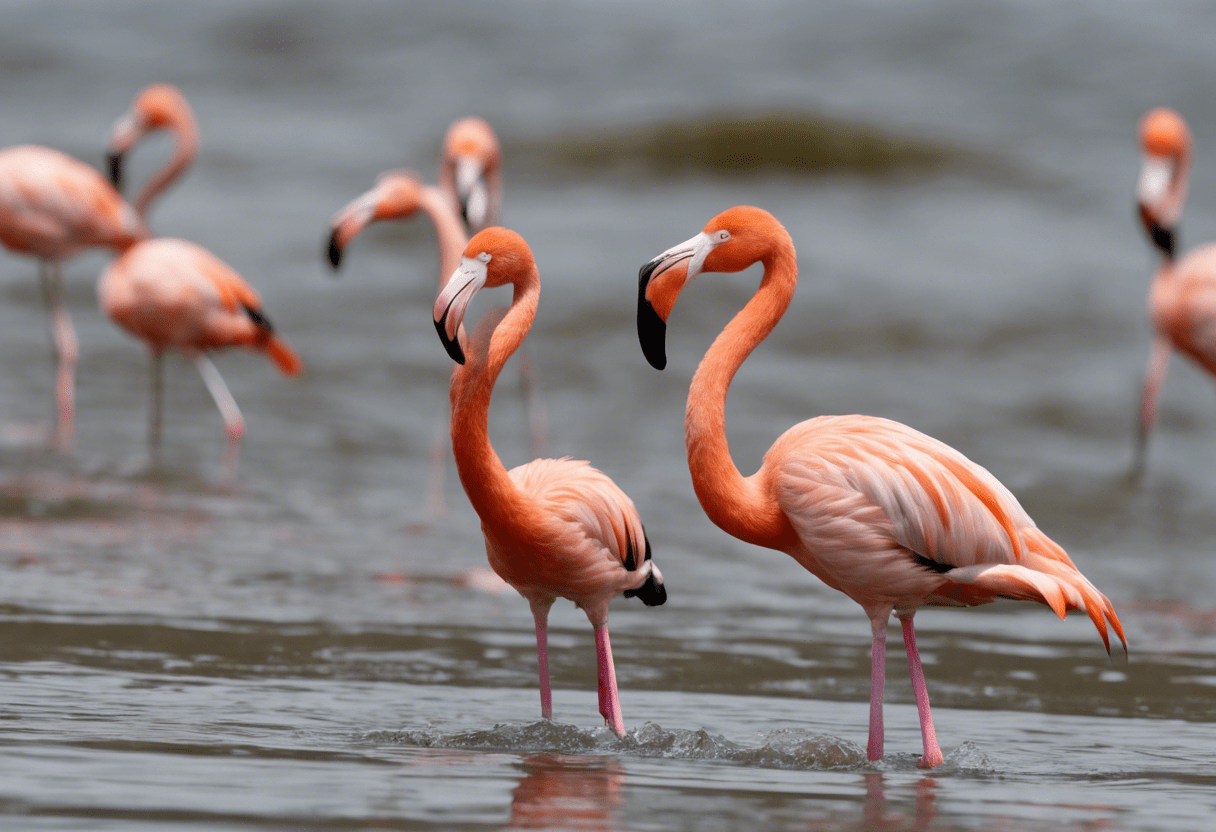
[443,117,501,233]
[1137,108,1191,258]
[433,227,532,364]
[637,205,789,370]
[325,170,427,270]
[106,84,194,192]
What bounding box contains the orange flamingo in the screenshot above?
[1133,108,1216,470]
[99,84,301,475]
[433,227,665,736]
[438,117,502,234]
[326,169,545,514]
[637,205,1124,767]
[0,138,147,449]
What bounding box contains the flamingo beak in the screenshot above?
[325,191,378,272]
[637,232,711,370]
[454,156,489,232]
[433,257,489,364]
[1137,154,1177,258]
[106,113,143,192]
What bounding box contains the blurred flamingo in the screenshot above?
[637,205,1125,767]
[1133,108,1216,471]
[99,84,301,476]
[438,117,503,234]
[0,133,148,449]
[326,168,545,515]
[434,227,665,736]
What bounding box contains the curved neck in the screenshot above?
[418,184,468,288]
[450,269,541,531]
[685,243,798,549]
[135,111,199,220]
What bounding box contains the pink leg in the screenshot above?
[868,616,887,762]
[529,601,552,721]
[1136,338,1171,473]
[516,346,547,457]
[192,354,244,480]
[900,615,943,768]
[41,262,76,452]
[593,623,625,737]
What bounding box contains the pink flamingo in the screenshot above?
[438,117,503,234]
[99,84,302,475]
[0,137,148,449]
[1133,108,1216,470]
[327,168,545,513]
[637,205,1125,766]
[433,227,665,736]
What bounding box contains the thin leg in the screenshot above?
[899,615,943,768]
[40,261,77,451]
[1135,338,1171,475]
[868,616,888,762]
[426,414,447,518]
[148,349,164,465]
[516,346,547,457]
[192,354,244,479]
[593,622,625,738]
[529,600,553,721]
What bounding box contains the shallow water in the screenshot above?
[2,1,1216,829]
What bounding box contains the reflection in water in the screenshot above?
[507,753,624,831]
[859,773,938,832]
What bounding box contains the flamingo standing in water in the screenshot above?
[0,135,148,449]
[1132,108,1216,470]
[637,205,1125,766]
[99,84,301,475]
[438,117,503,235]
[433,227,665,736]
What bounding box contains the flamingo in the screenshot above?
[637,205,1125,767]
[98,84,301,475]
[326,168,545,513]
[438,117,503,235]
[433,226,665,736]
[0,138,148,449]
[1133,107,1216,470]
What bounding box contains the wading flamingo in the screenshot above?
[434,227,665,736]
[99,84,302,476]
[0,138,147,449]
[326,169,545,514]
[637,205,1125,767]
[1133,108,1216,471]
[438,117,502,235]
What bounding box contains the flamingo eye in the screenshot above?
[477,252,491,264]
[715,230,731,242]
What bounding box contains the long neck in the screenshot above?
[449,269,540,531]
[419,185,469,288]
[685,243,798,549]
[135,112,199,220]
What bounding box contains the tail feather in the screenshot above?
[265,335,303,376]
[945,562,1126,654]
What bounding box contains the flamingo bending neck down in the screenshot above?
[1132,108,1216,472]
[433,227,665,736]
[98,84,301,476]
[637,205,1125,767]
[438,117,503,235]
[0,128,148,449]
[326,169,546,514]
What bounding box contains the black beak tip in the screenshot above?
[637,259,668,371]
[434,317,466,365]
[107,152,124,191]
[326,230,343,271]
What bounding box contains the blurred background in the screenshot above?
[0,1,1214,829]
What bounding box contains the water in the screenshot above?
[1,0,1215,829]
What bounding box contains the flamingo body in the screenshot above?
[434,227,664,736]
[1148,243,1216,375]
[638,205,1123,766]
